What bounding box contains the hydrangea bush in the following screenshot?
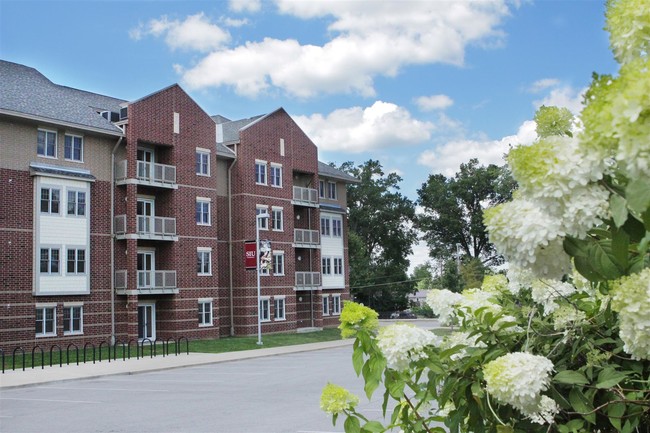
[321,1,649,431]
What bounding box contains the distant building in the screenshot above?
[0,60,358,351]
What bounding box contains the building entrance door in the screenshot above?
[138,302,156,341]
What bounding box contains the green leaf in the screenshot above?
[588,240,624,279]
[361,420,384,433]
[569,388,596,424]
[564,236,590,258]
[344,416,361,433]
[596,368,628,389]
[610,227,630,270]
[574,255,605,282]
[387,377,405,399]
[364,378,380,399]
[626,178,650,216]
[353,346,364,376]
[554,370,589,385]
[496,426,514,433]
[608,402,625,431]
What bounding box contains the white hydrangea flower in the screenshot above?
[459,288,501,316]
[552,305,587,331]
[611,269,650,360]
[506,265,537,295]
[483,352,555,415]
[559,184,610,238]
[526,395,560,425]
[531,280,577,315]
[481,274,508,293]
[441,331,487,361]
[377,323,440,371]
[426,289,462,326]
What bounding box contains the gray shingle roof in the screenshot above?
[0,60,125,135]
[213,114,266,144]
[318,161,360,183]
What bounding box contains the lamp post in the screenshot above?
[256,212,269,345]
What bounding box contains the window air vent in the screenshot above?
[119,107,128,120]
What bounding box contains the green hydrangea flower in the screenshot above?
[606,0,650,65]
[320,383,359,415]
[338,301,379,338]
[610,269,650,360]
[534,105,574,138]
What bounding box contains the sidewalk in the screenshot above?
[0,339,353,389]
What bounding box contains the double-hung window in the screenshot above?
[196,149,210,176]
[255,160,267,185]
[64,134,83,162]
[198,299,213,326]
[322,295,330,316]
[41,188,60,214]
[327,182,337,200]
[37,129,57,158]
[322,257,332,275]
[332,218,342,237]
[67,190,86,216]
[257,206,269,230]
[332,295,341,315]
[333,257,343,275]
[319,180,325,198]
[273,251,284,276]
[274,297,286,320]
[197,248,212,275]
[271,207,283,231]
[40,248,60,274]
[196,198,211,225]
[35,306,56,336]
[320,217,330,236]
[270,164,282,187]
[260,297,270,322]
[63,305,83,334]
[67,249,86,274]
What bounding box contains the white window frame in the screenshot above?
[63,303,83,335]
[322,295,330,316]
[197,248,212,276]
[257,205,269,230]
[196,197,211,226]
[198,298,213,327]
[332,217,343,237]
[196,148,211,176]
[40,247,61,274]
[64,134,83,162]
[333,257,343,275]
[320,216,331,236]
[255,160,267,185]
[66,248,86,275]
[40,187,61,215]
[35,304,56,337]
[37,129,57,158]
[270,163,282,188]
[332,295,341,315]
[322,257,332,276]
[67,189,86,217]
[260,297,271,322]
[319,180,325,198]
[327,181,337,200]
[272,251,285,276]
[271,207,283,231]
[274,296,286,321]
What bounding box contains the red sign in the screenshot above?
[244,241,257,269]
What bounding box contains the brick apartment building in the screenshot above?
[0,60,357,351]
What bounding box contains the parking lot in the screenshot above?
[0,345,389,433]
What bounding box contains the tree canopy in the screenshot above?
[339,160,417,312]
[416,158,516,265]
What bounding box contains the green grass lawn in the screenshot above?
[2,328,344,371]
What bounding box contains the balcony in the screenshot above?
[294,229,320,248]
[114,215,178,241]
[295,272,321,290]
[114,160,177,189]
[292,186,318,207]
[114,270,178,295]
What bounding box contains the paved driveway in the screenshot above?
[0,346,389,433]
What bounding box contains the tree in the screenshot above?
[416,158,516,265]
[339,160,417,312]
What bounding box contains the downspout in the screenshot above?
[110,135,124,346]
[228,145,237,336]
[309,206,314,328]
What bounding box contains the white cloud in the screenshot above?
[294,101,434,153]
[528,78,560,93]
[229,0,261,13]
[415,94,454,111]
[418,120,537,176]
[130,13,230,52]
[534,85,586,115]
[171,1,512,96]
[222,17,249,28]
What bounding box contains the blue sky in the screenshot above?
[1,0,619,269]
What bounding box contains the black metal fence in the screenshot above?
[1,337,190,373]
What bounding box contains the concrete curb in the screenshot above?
[0,338,354,389]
